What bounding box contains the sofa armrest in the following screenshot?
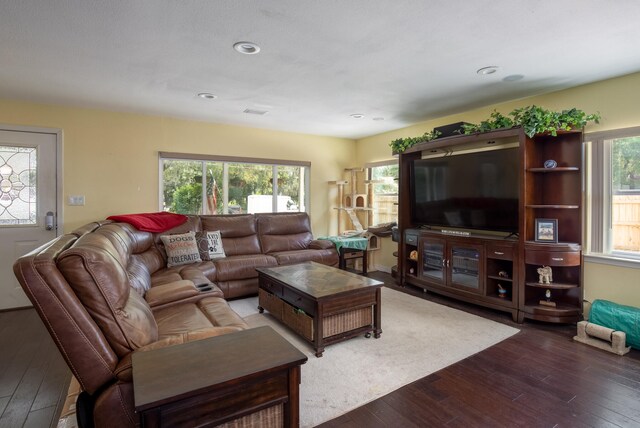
[308,239,336,250]
[144,280,200,307]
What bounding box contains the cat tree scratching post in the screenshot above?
[328,180,348,234]
[329,169,380,246]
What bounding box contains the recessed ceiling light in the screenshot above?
[503,74,525,82]
[372,117,384,121]
[350,114,365,119]
[233,41,261,55]
[477,66,499,75]
[197,92,217,99]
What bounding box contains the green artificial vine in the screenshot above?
[463,106,600,138]
[389,129,441,154]
[509,106,601,137]
[461,110,513,134]
[389,105,600,154]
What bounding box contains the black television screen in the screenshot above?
[411,147,519,233]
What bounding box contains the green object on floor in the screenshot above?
[589,299,640,350]
[318,236,368,252]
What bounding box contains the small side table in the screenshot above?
[339,247,367,274]
[318,236,369,274]
[133,326,307,427]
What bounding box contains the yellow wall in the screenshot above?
[0,100,354,235]
[2,71,638,307]
[356,71,640,307]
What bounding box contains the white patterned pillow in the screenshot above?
[160,231,202,267]
[201,230,225,260]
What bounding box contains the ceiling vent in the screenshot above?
[243,108,269,115]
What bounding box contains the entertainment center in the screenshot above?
[397,127,583,323]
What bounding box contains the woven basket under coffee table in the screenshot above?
[257,261,383,357]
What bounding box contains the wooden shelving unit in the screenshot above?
[397,127,584,323]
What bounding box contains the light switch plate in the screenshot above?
[68,195,85,206]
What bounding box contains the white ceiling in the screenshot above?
[2,1,640,139]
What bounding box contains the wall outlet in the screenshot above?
[68,195,85,206]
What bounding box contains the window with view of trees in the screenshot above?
[367,161,399,225]
[587,129,640,260]
[160,153,309,215]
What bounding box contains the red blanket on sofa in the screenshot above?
[107,212,188,232]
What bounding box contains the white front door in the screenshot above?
[0,129,58,310]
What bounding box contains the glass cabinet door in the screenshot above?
[420,239,445,284]
[449,245,483,293]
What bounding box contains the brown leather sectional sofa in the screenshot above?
[13,212,338,427]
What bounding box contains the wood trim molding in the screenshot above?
[159,151,311,167]
[365,159,398,169]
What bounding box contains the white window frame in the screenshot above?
[585,126,640,269]
[366,159,399,225]
[158,152,310,215]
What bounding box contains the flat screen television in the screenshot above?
[410,147,519,233]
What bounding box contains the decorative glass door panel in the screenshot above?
[449,245,483,293]
[0,146,36,225]
[420,239,445,284]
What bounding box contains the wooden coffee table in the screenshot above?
[257,262,383,357]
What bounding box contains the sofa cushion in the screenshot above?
[257,213,313,254]
[153,297,247,340]
[216,278,258,299]
[214,254,277,282]
[57,234,159,358]
[151,261,216,285]
[201,215,260,256]
[127,255,152,296]
[144,280,200,307]
[269,249,339,266]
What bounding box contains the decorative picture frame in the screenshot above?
[535,218,558,243]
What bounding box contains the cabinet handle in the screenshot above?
[442,259,446,267]
[551,257,564,261]
[446,259,450,268]
[494,251,504,255]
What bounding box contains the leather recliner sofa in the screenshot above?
[13,212,338,427]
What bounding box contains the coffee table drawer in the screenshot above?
[324,291,376,314]
[260,278,283,297]
[283,287,315,316]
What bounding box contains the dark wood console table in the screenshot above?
[132,326,307,427]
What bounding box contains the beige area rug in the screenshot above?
[229,287,519,428]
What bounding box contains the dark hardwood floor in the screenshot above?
[320,272,640,428]
[2,272,639,427]
[0,309,70,428]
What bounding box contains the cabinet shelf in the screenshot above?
[524,303,581,315]
[525,282,578,290]
[488,275,513,282]
[486,294,512,304]
[524,241,580,248]
[525,204,580,209]
[527,167,579,172]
